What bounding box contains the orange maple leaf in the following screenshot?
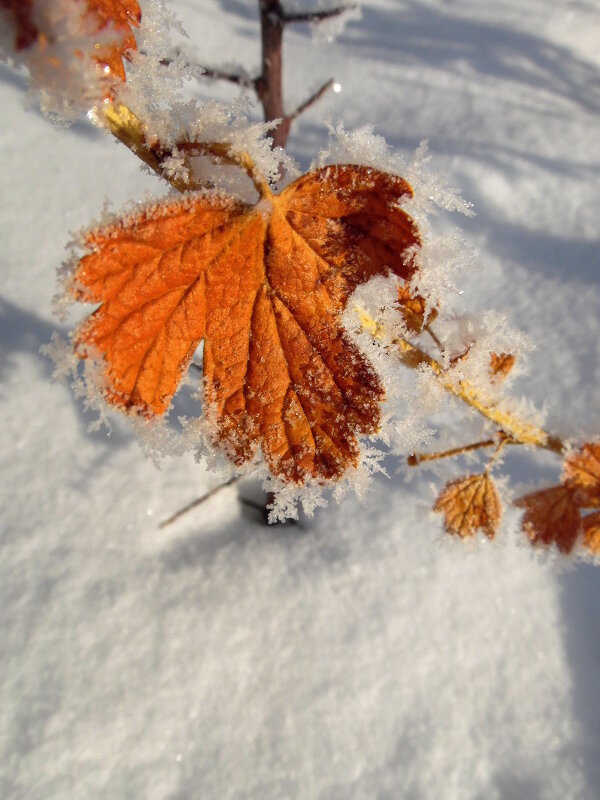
[433,473,501,538]
[73,164,419,483]
[563,442,600,506]
[1,0,140,83]
[489,352,515,382]
[514,485,581,553]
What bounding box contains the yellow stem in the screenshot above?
[355,306,564,456]
[485,434,510,471]
[96,103,270,197]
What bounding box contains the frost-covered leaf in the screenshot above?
[563,442,600,506]
[434,473,501,539]
[72,164,419,484]
[514,485,581,553]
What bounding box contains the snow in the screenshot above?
[2,0,600,797]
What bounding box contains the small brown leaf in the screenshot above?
[582,512,600,555]
[514,485,581,553]
[563,442,600,506]
[489,352,515,382]
[397,285,436,333]
[434,473,502,539]
[73,164,419,484]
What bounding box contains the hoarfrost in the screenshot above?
[264,443,386,524]
[315,124,474,215]
[41,332,114,432]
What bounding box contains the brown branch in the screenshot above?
[288,78,334,120]
[356,306,566,457]
[199,66,257,90]
[256,0,287,147]
[101,104,272,196]
[157,49,257,90]
[158,477,240,529]
[408,437,519,467]
[282,4,357,23]
[158,1,344,149]
[424,322,444,351]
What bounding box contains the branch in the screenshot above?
[397,335,564,455]
[156,48,257,90]
[198,66,257,91]
[98,103,272,197]
[158,477,240,529]
[288,78,334,120]
[282,4,357,24]
[408,439,500,466]
[408,435,520,466]
[355,306,565,456]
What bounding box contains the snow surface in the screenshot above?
[2,0,600,797]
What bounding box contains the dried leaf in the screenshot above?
[433,473,502,539]
[563,442,600,506]
[397,284,436,333]
[514,485,581,553]
[582,512,600,555]
[489,352,515,382]
[73,164,419,483]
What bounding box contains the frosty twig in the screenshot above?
[98,102,269,195]
[355,306,565,457]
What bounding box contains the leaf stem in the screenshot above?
[97,103,270,197]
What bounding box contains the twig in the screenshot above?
[99,103,271,197]
[254,0,346,147]
[485,434,509,472]
[409,439,500,466]
[158,476,240,529]
[355,305,565,456]
[199,66,257,90]
[288,78,335,120]
[408,434,518,466]
[173,1,346,148]
[283,4,357,24]
[158,50,256,91]
[423,322,444,351]
[395,334,564,454]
